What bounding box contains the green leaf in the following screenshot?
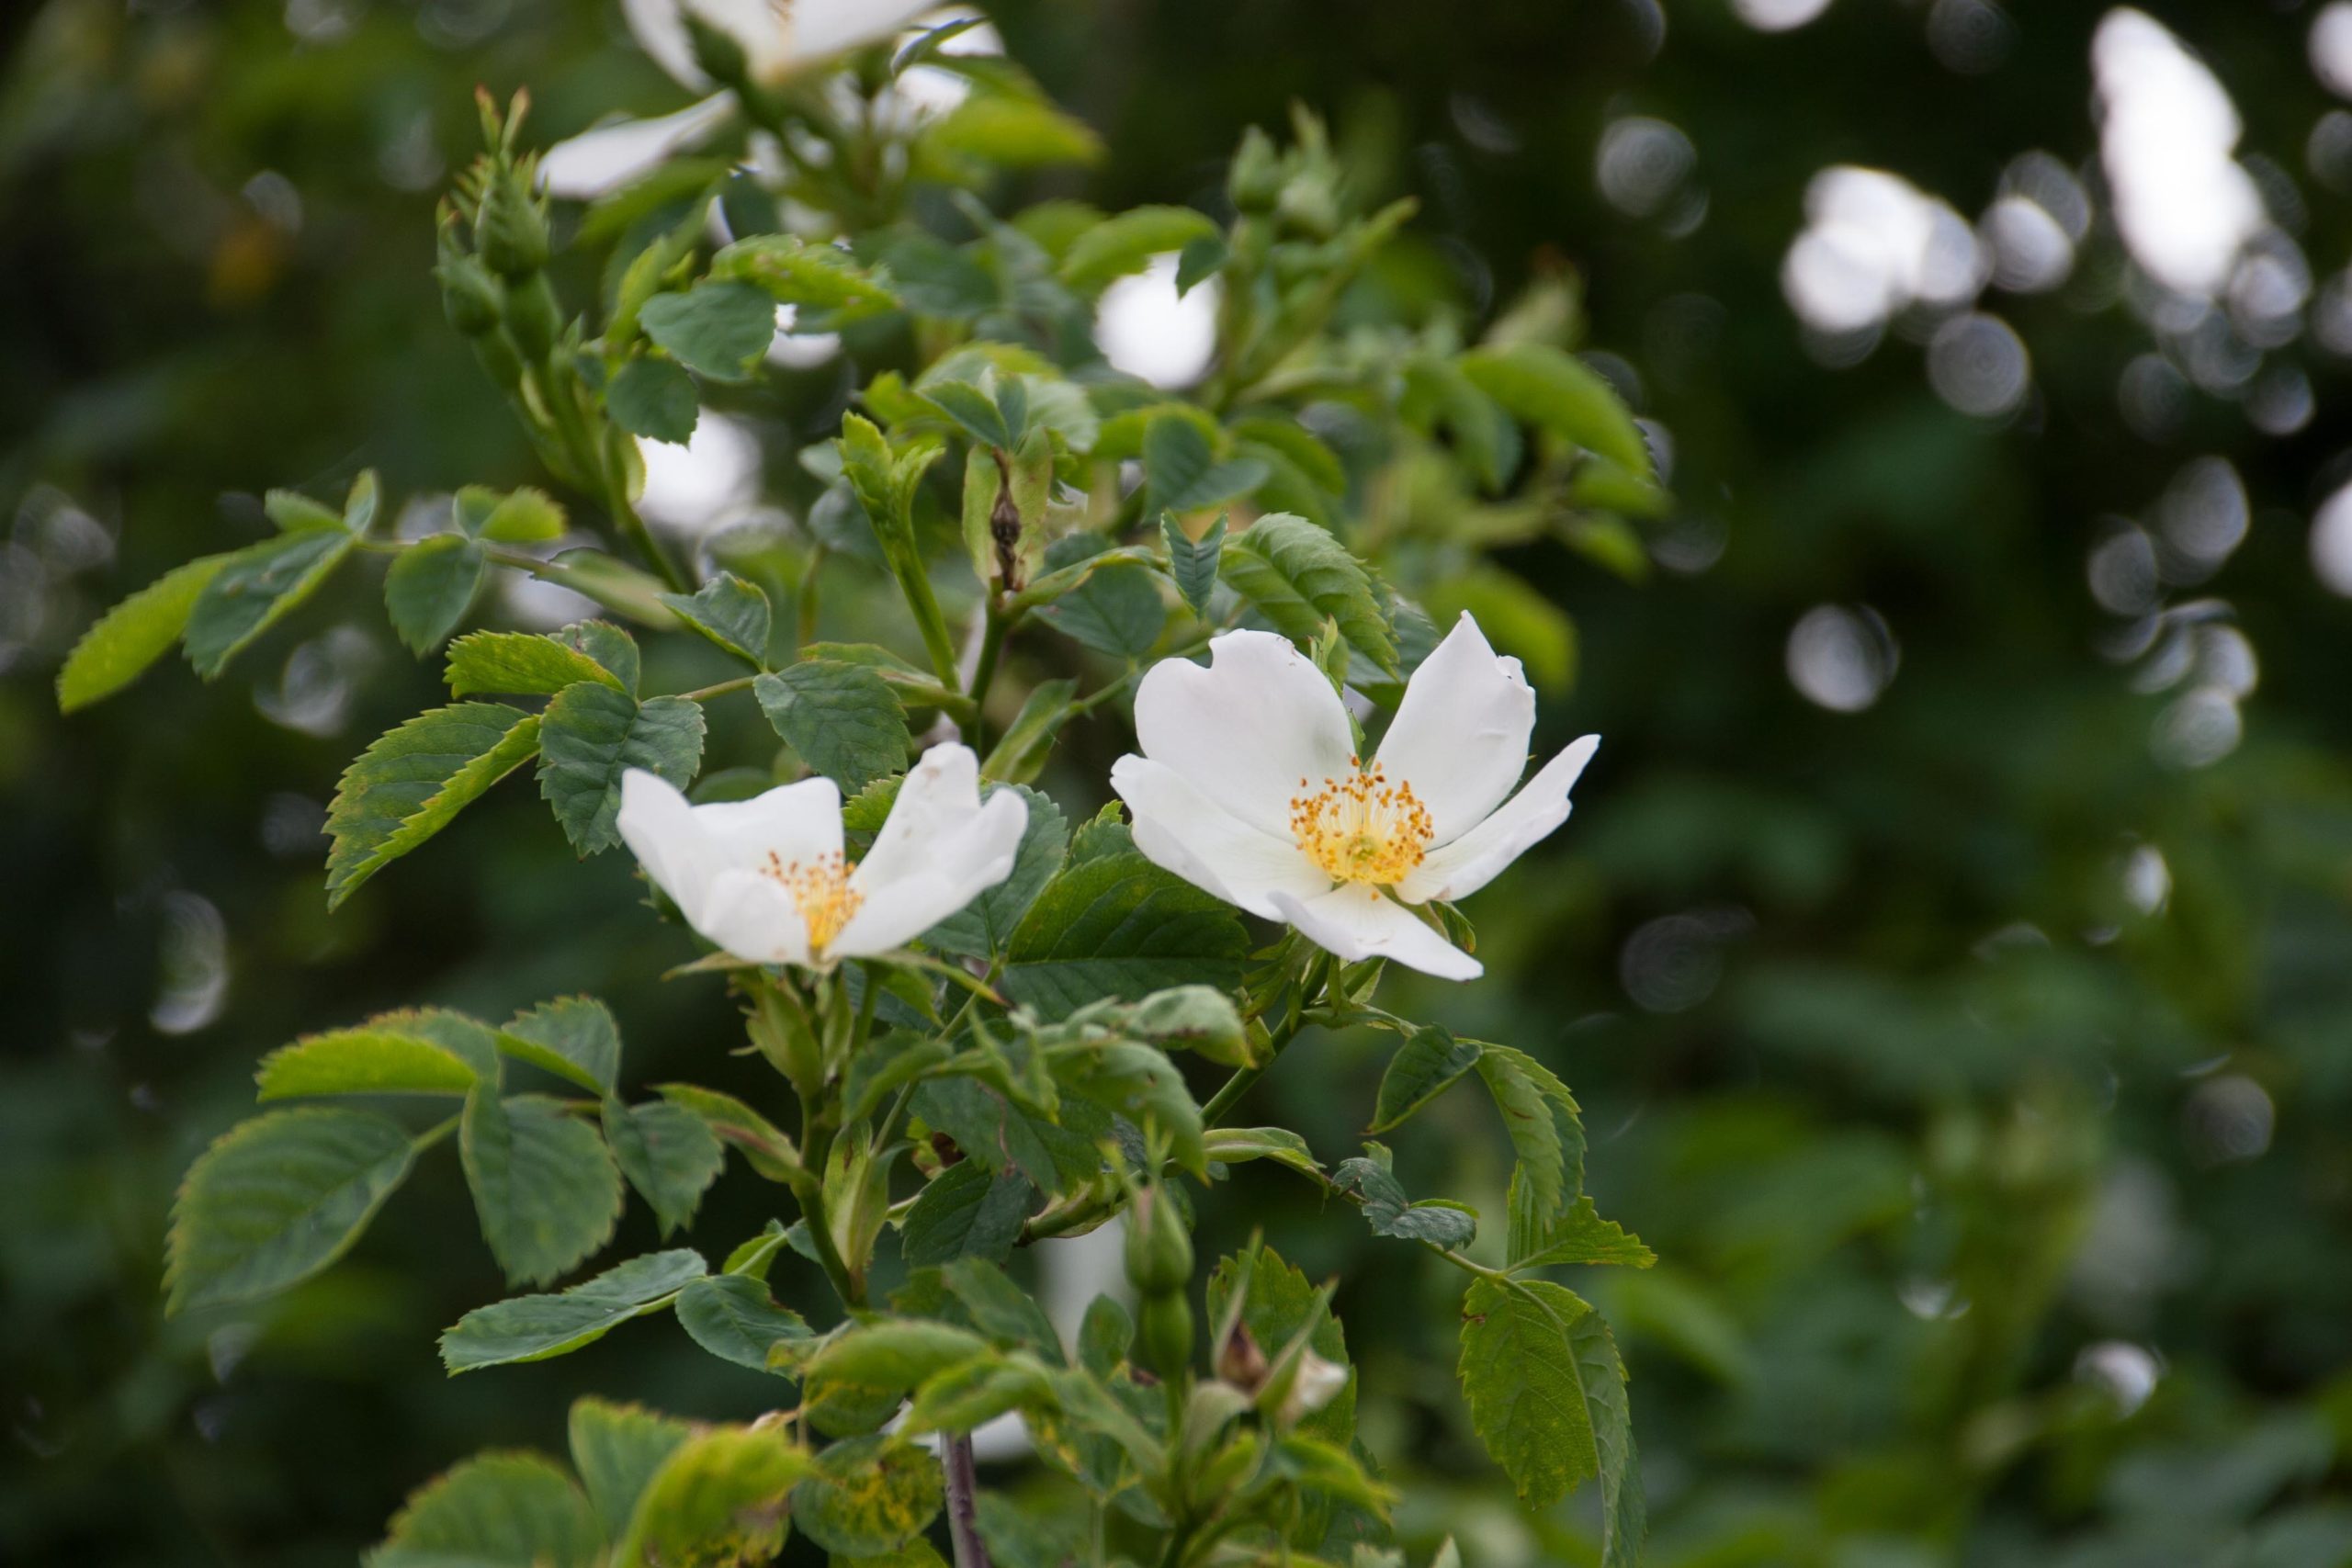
[255,1026,482,1100]
[556,620,642,692]
[1459,342,1653,479]
[1175,233,1228,296]
[640,282,776,379]
[538,684,706,855]
[266,488,347,533]
[385,535,487,654]
[1203,1126,1321,1177]
[184,528,356,678]
[675,1275,810,1371]
[166,1108,416,1314]
[500,996,623,1094]
[978,679,1077,786]
[460,1090,625,1288]
[568,1397,689,1543]
[658,570,771,666]
[788,1436,944,1557]
[941,1255,1065,1362]
[1160,513,1224,618]
[899,1159,1035,1267]
[458,484,568,543]
[1474,1043,1585,1223]
[1058,204,1220,292]
[803,1318,993,1393]
[655,1083,800,1182]
[616,1427,810,1568]
[369,1452,603,1568]
[605,1100,726,1236]
[902,1354,1055,1435]
[608,355,699,444]
[754,662,909,793]
[1220,512,1396,674]
[1370,1027,1484,1134]
[921,92,1102,170]
[921,378,1018,449]
[1037,535,1166,658]
[1511,1196,1657,1272]
[911,1077,1102,1193]
[1331,1156,1477,1249]
[1053,1038,1206,1179]
[1457,1277,1643,1562]
[445,630,626,697]
[709,233,899,320]
[1206,1241,1354,1447]
[1076,1295,1132,1377]
[923,786,1065,958]
[440,1248,707,1372]
[841,1032,956,1128]
[1144,414,1268,515]
[1001,851,1251,1021]
[324,704,543,908]
[55,553,228,712]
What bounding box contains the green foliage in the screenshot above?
[924,785,1065,958]
[657,570,771,666]
[1058,205,1220,292]
[788,1436,944,1556]
[54,553,226,711]
[639,282,776,379]
[440,1249,707,1372]
[500,996,623,1094]
[384,535,487,654]
[1219,512,1397,673]
[754,662,910,792]
[654,1084,801,1182]
[369,1452,603,1568]
[1369,1026,1483,1134]
[899,1159,1035,1266]
[1160,513,1225,618]
[673,1275,810,1371]
[613,1427,808,1566]
[460,1091,624,1287]
[324,703,543,908]
[1332,1151,1477,1249]
[1000,847,1252,1019]
[445,629,627,696]
[1511,1196,1656,1272]
[1459,342,1652,478]
[255,1025,484,1100]
[567,1398,689,1540]
[166,1108,417,1313]
[604,1100,725,1235]
[1144,413,1269,516]
[537,684,706,855]
[606,355,699,443]
[456,484,567,543]
[1474,1043,1586,1224]
[184,527,356,678]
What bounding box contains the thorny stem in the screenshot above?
[943,1434,990,1568]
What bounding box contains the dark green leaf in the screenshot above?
[439,1248,707,1372]
[605,1100,726,1236]
[1058,204,1220,292]
[657,570,771,666]
[754,662,909,793]
[1511,1196,1657,1272]
[1220,512,1396,674]
[607,355,699,444]
[184,528,356,678]
[1474,1043,1585,1223]
[899,1158,1035,1267]
[1001,851,1251,1020]
[674,1275,810,1371]
[500,996,623,1094]
[978,679,1077,786]
[639,282,775,379]
[567,1397,689,1543]
[1052,1038,1206,1178]
[1037,534,1166,658]
[166,1108,416,1313]
[1369,1027,1484,1134]
[1161,513,1225,618]
[537,684,706,855]
[920,378,1016,449]
[554,619,641,693]
[1332,1156,1478,1249]
[460,1090,624,1287]
[325,703,542,908]
[1144,414,1269,515]
[1175,233,1228,296]
[1459,343,1653,479]
[942,1255,1065,1362]
[384,535,487,654]
[1076,1295,1132,1378]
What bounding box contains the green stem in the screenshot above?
[966,597,1009,750]
[605,480,694,595]
[679,674,757,703]
[794,1116,865,1310]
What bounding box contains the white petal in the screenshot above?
[537,96,735,200]
[859,743,988,888]
[1112,754,1329,919]
[1396,735,1599,905]
[1269,886,1483,981]
[788,0,941,66]
[696,868,813,965]
[1374,612,1536,846]
[616,769,722,921]
[692,777,843,883]
[623,0,708,88]
[1133,629,1357,839]
[839,783,1029,953]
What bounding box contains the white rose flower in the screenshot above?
[1110,616,1600,981]
[616,741,1026,968]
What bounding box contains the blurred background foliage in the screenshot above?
[8,0,2352,1564]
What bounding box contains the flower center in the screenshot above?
[1289,760,1433,887]
[763,850,863,956]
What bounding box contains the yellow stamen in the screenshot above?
[1289,758,1433,887]
[763,849,863,956]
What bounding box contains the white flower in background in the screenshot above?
[616,742,1027,968]
[1111,617,1600,981]
[1279,1348,1351,1425]
[540,0,963,199]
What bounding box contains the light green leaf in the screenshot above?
[1370,1026,1483,1134]
[384,534,487,654]
[1512,1195,1656,1271]
[657,570,771,666]
[1459,342,1653,478]
[1220,511,1396,674]
[674,1274,810,1371]
[55,554,227,712]
[709,233,899,319]
[640,282,776,380]
[256,1026,481,1100]
[754,662,909,793]
[368,1452,602,1568]
[1160,513,1224,618]
[445,630,626,697]
[458,484,568,543]
[1076,1295,1132,1378]
[537,683,706,855]
[788,1435,944,1557]
[923,786,1065,958]
[616,1427,810,1568]
[1203,1126,1321,1177]
[500,996,623,1094]
[324,703,543,908]
[902,1354,1054,1435]
[921,378,1018,449]
[184,528,356,678]
[803,1319,992,1393]
[460,1090,625,1288]
[1000,851,1251,1021]
[266,489,347,534]
[1175,232,1227,296]
[1144,414,1268,515]
[568,1397,689,1543]
[841,1032,956,1128]
[1059,204,1220,292]
[440,1249,707,1373]
[166,1108,417,1314]
[607,355,699,445]
[654,1083,801,1182]
[920,92,1102,170]
[899,1159,1035,1267]
[605,1100,726,1236]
